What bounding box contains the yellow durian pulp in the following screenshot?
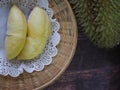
[5,5,27,60]
[17,7,51,60]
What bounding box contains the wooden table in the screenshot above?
[44,2,120,90]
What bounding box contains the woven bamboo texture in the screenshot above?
[0,0,77,90]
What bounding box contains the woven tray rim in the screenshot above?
[36,0,78,89]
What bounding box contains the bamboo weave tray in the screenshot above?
[0,0,77,89]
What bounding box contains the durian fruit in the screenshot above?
[5,5,27,60]
[17,7,51,60]
[69,0,120,48]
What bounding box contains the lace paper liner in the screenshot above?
[0,0,60,77]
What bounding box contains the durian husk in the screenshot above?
[69,0,120,48]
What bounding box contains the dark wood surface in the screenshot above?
[44,2,120,90]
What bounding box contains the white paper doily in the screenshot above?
[0,0,60,77]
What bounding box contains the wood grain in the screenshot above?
[45,66,120,90]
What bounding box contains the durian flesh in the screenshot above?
[17,7,51,60]
[5,5,27,60]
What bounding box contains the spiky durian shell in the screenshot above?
[69,0,120,48]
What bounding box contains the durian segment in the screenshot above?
[17,7,51,60]
[5,5,27,60]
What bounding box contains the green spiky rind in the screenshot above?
[69,0,120,48]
